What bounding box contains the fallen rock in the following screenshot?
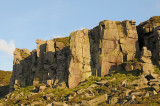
[144,92,149,97]
[128,95,136,100]
[33,78,39,86]
[109,97,119,105]
[121,80,127,87]
[152,90,157,96]
[77,89,85,95]
[46,93,54,101]
[96,80,108,85]
[131,92,143,96]
[46,103,53,106]
[31,101,43,106]
[52,102,68,106]
[124,89,132,96]
[39,84,46,92]
[68,95,74,100]
[81,94,108,106]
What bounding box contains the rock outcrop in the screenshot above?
[69,29,92,88]
[90,20,140,77]
[10,37,70,92]
[5,16,160,106]
[137,16,160,64]
[10,48,32,91]
[10,18,148,91]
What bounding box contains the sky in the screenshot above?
[0,0,160,71]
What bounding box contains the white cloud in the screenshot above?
[0,39,15,56]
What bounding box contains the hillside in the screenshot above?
[0,66,160,105]
[0,70,12,99]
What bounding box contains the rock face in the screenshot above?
[10,19,141,91]
[90,20,140,77]
[9,48,32,91]
[137,16,160,64]
[10,37,70,92]
[69,29,92,88]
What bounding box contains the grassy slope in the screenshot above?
[0,70,12,86]
[0,69,140,105]
[0,69,160,105]
[0,70,12,98]
[1,59,160,105]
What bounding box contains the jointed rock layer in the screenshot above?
[9,16,160,92]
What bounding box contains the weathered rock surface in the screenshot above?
[69,29,92,88]
[81,94,108,106]
[9,48,32,92]
[90,20,140,77]
[10,37,70,92]
[141,47,154,76]
[137,16,160,64]
[9,18,150,91]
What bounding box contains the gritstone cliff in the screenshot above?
[9,16,160,92]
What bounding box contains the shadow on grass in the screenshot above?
[0,85,9,99]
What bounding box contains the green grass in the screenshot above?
[154,65,160,75]
[103,69,139,84]
[1,60,159,105]
[150,16,160,23]
[53,37,69,46]
[0,70,12,99]
[0,70,12,86]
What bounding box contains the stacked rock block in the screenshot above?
[10,37,70,92]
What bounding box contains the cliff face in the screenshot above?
[10,19,143,91]
[90,20,140,78]
[69,29,92,88]
[137,16,160,65]
[10,38,71,92]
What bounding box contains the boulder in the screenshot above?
[141,47,155,78]
[128,95,136,100]
[52,102,68,106]
[144,92,149,97]
[96,80,108,85]
[109,97,119,105]
[39,84,46,92]
[33,78,39,86]
[124,89,132,96]
[152,90,157,96]
[81,94,108,106]
[46,103,53,106]
[46,93,54,101]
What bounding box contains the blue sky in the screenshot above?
[0,0,160,71]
